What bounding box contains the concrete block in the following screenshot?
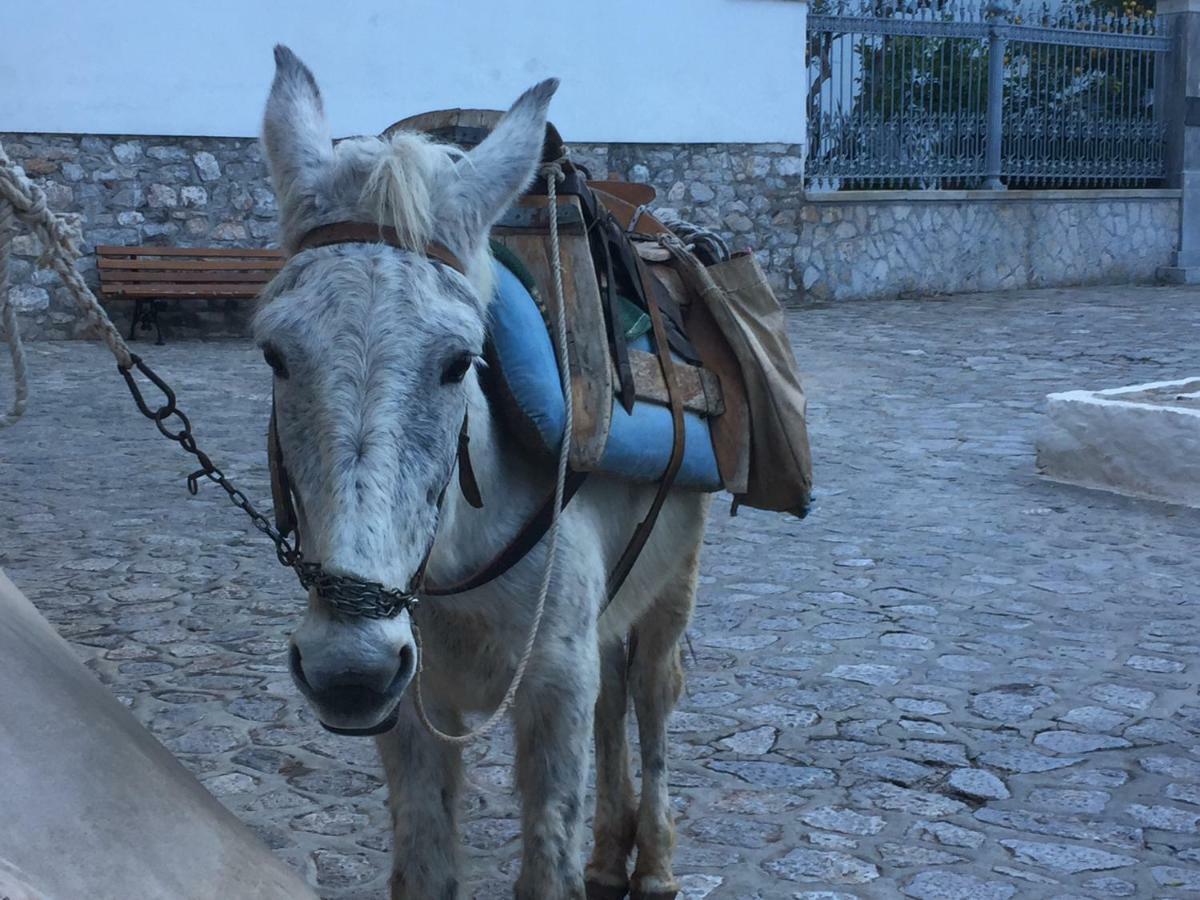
[1157,264,1200,284]
[1037,378,1200,507]
[0,569,316,900]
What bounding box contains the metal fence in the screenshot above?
[805,1,1171,190]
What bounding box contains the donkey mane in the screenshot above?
[271,130,498,301]
[359,131,465,252]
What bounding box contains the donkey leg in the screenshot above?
[628,575,697,900]
[376,696,465,900]
[585,638,637,900]
[513,624,600,900]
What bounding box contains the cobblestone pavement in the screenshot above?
[3,284,1200,899]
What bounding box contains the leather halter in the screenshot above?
[268,390,482,614]
[295,222,467,276]
[268,222,560,618]
[272,208,682,617]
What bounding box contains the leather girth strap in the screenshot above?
[296,222,467,277]
[604,255,687,601]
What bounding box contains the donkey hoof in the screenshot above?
[585,879,630,900]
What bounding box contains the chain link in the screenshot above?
[295,562,416,619]
[119,354,302,570]
[5,138,412,622]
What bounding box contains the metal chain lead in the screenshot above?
[118,353,417,620]
[3,141,413,621]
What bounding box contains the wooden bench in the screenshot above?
[97,246,285,344]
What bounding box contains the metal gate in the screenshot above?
[806,1,1171,190]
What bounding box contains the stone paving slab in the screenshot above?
[2,284,1200,899]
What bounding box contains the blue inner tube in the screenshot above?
[486,258,722,491]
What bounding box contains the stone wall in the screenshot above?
[790,190,1182,302]
[1,133,275,340]
[573,148,1180,302]
[0,133,1183,341]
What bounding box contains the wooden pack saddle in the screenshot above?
[386,109,751,499]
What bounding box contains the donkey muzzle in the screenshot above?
[288,631,417,736]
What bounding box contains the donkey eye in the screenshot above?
[441,353,474,385]
[261,344,289,379]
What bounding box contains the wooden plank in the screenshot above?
[101,284,264,298]
[98,258,284,272]
[494,199,585,233]
[384,108,502,140]
[557,219,613,471]
[493,194,613,471]
[95,246,284,259]
[629,350,724,416]
[589,181,657,206]
[494,195,585,233]
[652,264,693,311]
[95,270,276,284]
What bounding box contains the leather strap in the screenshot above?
[605,256,687,600]
[268,399,297,538]
[424,470,588,596]
[588,194,700,365]
[457,413,483,509]
[295,222,467,276]
[597,213,637,414]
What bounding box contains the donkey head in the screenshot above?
[255,46,555,734]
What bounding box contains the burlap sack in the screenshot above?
[667,243,812,516]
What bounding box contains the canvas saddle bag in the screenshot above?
[661,243,813,517]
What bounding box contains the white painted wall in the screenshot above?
[1,0,807,143]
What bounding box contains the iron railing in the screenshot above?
[806,1,1170,190]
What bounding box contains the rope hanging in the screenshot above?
[411,156,574,743]
[0,200,28,428]
[0,140,136,428]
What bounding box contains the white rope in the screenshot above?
[412,158,573,743]
[0,139,135,430]
[0,201,29,428]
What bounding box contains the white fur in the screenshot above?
[257,46,710,900]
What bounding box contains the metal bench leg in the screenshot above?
[129,300,142,340]
[152,301,164,345]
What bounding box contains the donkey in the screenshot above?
[256,47,711,900]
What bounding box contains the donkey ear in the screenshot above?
[262,45,333,201]
[444,79,559,243]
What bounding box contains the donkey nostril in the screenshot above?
[288,643,312,689]
[392,644,417,692]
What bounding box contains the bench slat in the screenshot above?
[98,258,284,272]
[97,269,276,284]
[95,245,284,260]
[101,284,266,298]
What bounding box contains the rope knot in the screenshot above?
[539,151,569,186]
